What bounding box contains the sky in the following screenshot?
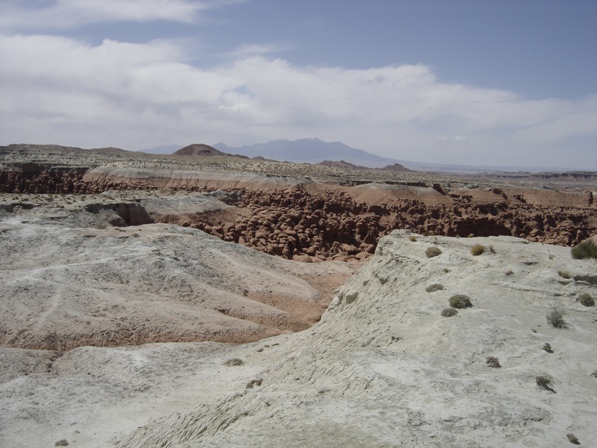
[0,0,596,170]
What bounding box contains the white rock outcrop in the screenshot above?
[117,230,597,448]
[1,230,596,447]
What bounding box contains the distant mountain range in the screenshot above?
[212,138,401,169]
[141,139,570,173]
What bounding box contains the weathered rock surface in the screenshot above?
[2,145,596,259]
[3,232,595,447]
[109,232,597,447]
[0,206,352,350]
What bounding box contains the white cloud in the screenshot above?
[0,0,228,31]
[0,34,595,169]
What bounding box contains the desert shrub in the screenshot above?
[542,343,553,353]
[535,376,555,392]
[591,370,597,378]
[505,270,514,276]
[566,433,580,445]
[426,283,444,293]
[441,308,458,317]
[558,270,571,279]
[486,356,501,368]
[426,247,442,258]
[409,236,417,242]
[245,378,263,389]
[449,294,472,309]
[571,239,597,259]
[223,358,244,367]
[471,244,485,256]
[546,308,566,328]
[577,293,595,307]
[55,440,69,447]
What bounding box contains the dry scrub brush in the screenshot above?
[577,293,594,307]
[426,283,444,293]
[441,308,458,317]
[471,244,485,256]
[449,294,473,309]
[486,357,501,368]
[425,247,442,258]
[571,239,597,259]
[535,376,556,393]
[546,308,566,329]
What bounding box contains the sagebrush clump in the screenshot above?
[449,294,473,309]
[471,244,485,256]
[426,283,444,292]
[542,343,553,353]
[546,308,566,329]
[536,375,555,392]
[426,247,442,258]
[486,357,501,368]
[223,358,244,367]
[441,308,458,317]
[577,293,594,307]
[571,239,597,259]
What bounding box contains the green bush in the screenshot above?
[546,308,566,328]
[571,239,597,259]
[578,293,594,307]
[449,294,473,309]
[426,247,442,258]
[426,283,444,293]
[471,244,485,256]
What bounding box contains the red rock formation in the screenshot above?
[1,164,595,259]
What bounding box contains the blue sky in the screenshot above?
[1,0,596,169]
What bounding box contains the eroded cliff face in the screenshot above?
[1,163,596,260]
[0,164,88,194]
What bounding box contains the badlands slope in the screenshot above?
[2,227,596,447]
[1,145,596,447]
[0,193,352,350]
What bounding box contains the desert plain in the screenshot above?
[1,143,596,447]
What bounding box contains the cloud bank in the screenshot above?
[1,31,595,169]
[0,0,221,30]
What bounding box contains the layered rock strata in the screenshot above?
[1,163,595,261]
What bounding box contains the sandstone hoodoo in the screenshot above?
[1,143,596,447]
[1,144,596,259]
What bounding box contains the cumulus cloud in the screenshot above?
[0,0,229,31]
[0,33,595,169]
